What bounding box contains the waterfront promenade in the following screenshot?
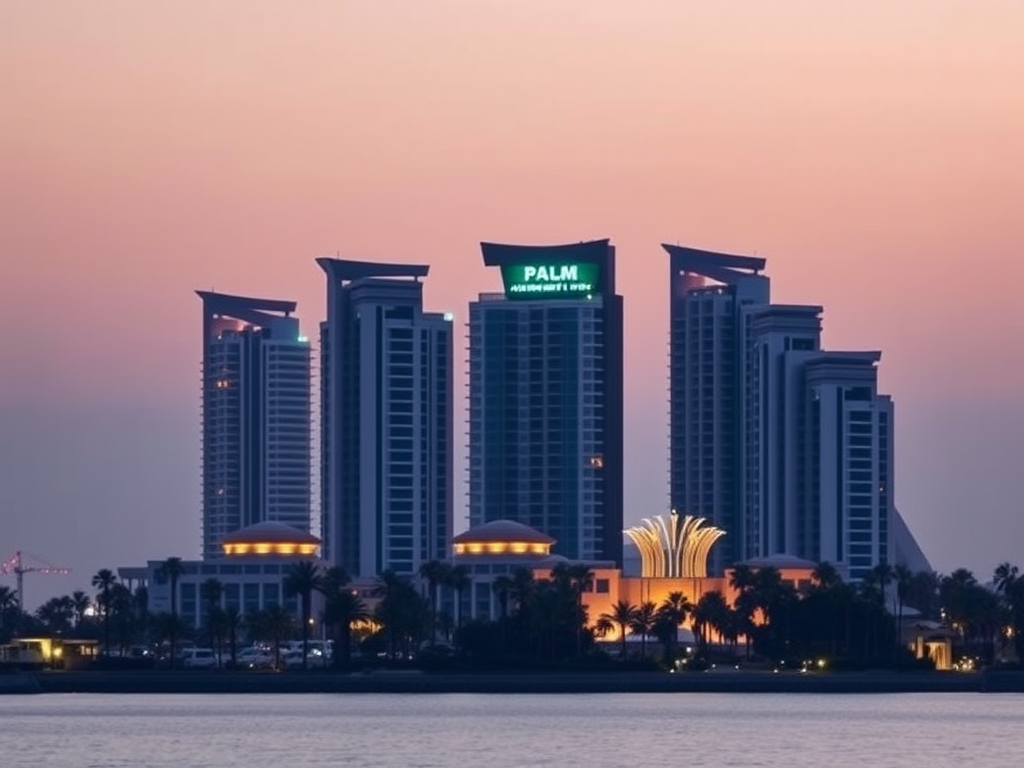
[6,668,1023,695]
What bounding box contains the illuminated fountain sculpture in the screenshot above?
[624,512,725,578]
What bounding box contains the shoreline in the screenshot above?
[7,669,1023,695]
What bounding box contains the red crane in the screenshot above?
[1,551,71,610]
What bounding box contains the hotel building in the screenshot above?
[468,240,624,565]
[663,245,769,574]
[138,522,319,628]
[196,291,312,560]
[663,244,926,580]
[318,258,453,579]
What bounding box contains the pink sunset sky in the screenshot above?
[1,1,1022,605]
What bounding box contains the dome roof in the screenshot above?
[453,520,555,545]
[739,554,817,569]
[223,521,320,546]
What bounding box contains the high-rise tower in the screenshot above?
[802,351,894,581]
[663,243,926,581]
[197,291,312,560]
[318,258,453,579]
[662,245,768,574]
[468,240,624,565]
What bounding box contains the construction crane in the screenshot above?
[1,551,71,610]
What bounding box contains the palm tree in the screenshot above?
[222,607,243,669]
[655,591,694,662]
[323,588,369,669]
[374,570,428,659]
[492,575,515,655]
[258,605,294,670]
[630,601,658,659]
[811,561,844,593]
[509,567,536,615]
[445,564,471,638]
[71,591,91,629]
[556,563,594,656]
[200,578,224,616]
[0,585,18,641]
[693,590,729,657]
[419,560,450,647]
[600,600,637,659]
[994,562,1024,662]
[200,578,224,661]
[36,596,75,635]
[157,557,185,668]
[91,569,117,655]
[109,583,136,654]
[283,560,324,669]
[892,564,914,664]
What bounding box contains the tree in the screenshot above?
[200,578,225,665]
[553,563,594,656]
[91,569,117,655]
[492,575,515,655]
[994,562,1024,663]
[36,596,75,635]
[508,568,536,615]
[445,565,471,638]
[322,586,369,670]
[811,561,843,593]
[374,570,428,660]
[71,591,91,629]
[654,591,693,662]
[283,560,324,669]
[222,607,243,669]
[157,557,185,668]
[419,559,451,647]
[151,612,187,665]
[0,585,20,641]
[599,600,637,659]
[892,564,914,665]
[629,601,658,659]
[254,605,294,669]
[200,578,224,617]
[694,591,728,656]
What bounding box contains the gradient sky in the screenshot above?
[2,1,1022,607]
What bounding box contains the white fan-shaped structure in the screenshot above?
[624,511,725,578]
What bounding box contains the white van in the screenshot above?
[180,648,217,669]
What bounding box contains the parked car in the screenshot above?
[236,647,273,670]
[180,647,217,669]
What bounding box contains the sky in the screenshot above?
[1,1,1022,608]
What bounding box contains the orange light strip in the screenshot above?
[453,541,550,556]
[222,542,319,556]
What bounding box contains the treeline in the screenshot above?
[2,559,1023,671]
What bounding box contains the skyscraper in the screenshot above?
[197,291,312,560]
[318,258,453,579]
[663,243,925,580]
[468,240,624,565]
[802,351,894,582]
[748,304,824,559]
[663,245,768,574]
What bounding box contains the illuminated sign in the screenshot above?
[500,262,601,300]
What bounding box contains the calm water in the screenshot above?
[1,692,1022,768]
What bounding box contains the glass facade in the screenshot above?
[198,293,312,560]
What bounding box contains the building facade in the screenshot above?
[663,243,923,581]
[142,522,320,628]
[318,258,453,579]
[802,352,894,582]
[748,304,824,560]
[662,245,769,573]
[468,240,624,565]
[196,291,312,560]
